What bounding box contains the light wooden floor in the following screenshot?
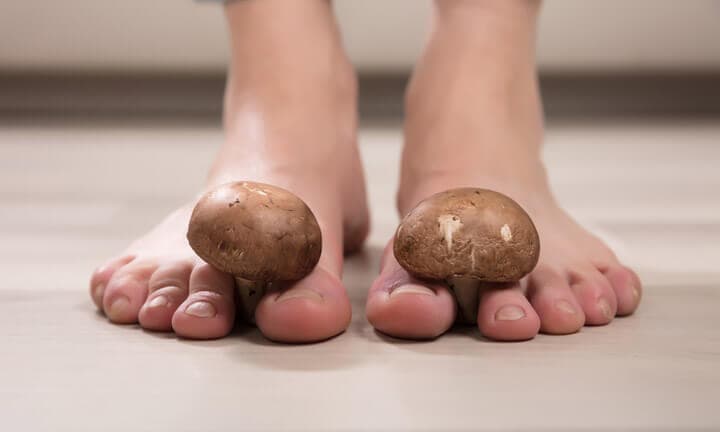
[1,118,719,431]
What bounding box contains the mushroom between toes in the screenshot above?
[393,188,540,324]
[187,181,322,322]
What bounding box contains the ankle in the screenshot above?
[213,67,357,188]
[425,0,541,75]
[223,57,357,126]
[400,0,546,208]
[223,0,357,117]
[433,0,541,26]
[218,0,358,173]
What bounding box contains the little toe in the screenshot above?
[139,260,194,331]
[89,255,135,310]
[103,258,158,324]
[527,267,585,335]
[477,284,540,341]
[172,263,236,340]
[570,268,618,326]
[365,244,456,340]
[255,267,351,343]
[603,265,642,316]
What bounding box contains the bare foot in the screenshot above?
[366,0,642,340]
[89,0,369,342]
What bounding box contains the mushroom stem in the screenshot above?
[234,277,266,323]
[448,277,480,324]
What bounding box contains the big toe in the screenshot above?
[366,244,456,340]
[255,267,351,343]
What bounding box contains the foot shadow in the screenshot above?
[221,327,365,371]
[367,322,538,356]
[344,244,384,305]
[372,329,442,345]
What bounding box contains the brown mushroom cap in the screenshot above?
[187,181,322,282]
[393,188,539,282]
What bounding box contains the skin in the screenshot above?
[90,0,641,343]
[366,0,642,341]
[90,0,366,342]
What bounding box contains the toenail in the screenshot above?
[109,296,130,317]
[597,298,614,320]
[390,284,434,298]
[147,295,168,308]
[632,286,641,303]
[276,288,323,303]
[185,301,216,318]
[555,299,577,315]
[495,305,526,321]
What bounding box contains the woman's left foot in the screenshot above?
[366,0,642,341]
[367,178,643,341]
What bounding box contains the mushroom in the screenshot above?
[393,188,540,324]
[187,181,322,322]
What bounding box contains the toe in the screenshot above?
[365,244,456,340]
[139,260,193,331]
[603,265,642,316]
[103,258,158,324]
[89,255,135,310]
[172,263,235,340]
[570,268,618,326]
[527,267,585,335]
[477,283,540,341]
[255,267,351,343]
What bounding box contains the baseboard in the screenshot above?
[1,73,718,124]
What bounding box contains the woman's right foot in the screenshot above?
[89,0,369,343]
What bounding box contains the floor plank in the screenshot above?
[1,119,719,431]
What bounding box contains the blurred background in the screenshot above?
[2,0,720,72]
[2,0,720,117]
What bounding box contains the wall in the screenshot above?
[1,0,719,73]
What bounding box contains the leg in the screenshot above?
[367,0,641,340]
[89,0,369,342]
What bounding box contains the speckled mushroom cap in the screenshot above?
[187,181,322,282]
[393,188,539,282]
